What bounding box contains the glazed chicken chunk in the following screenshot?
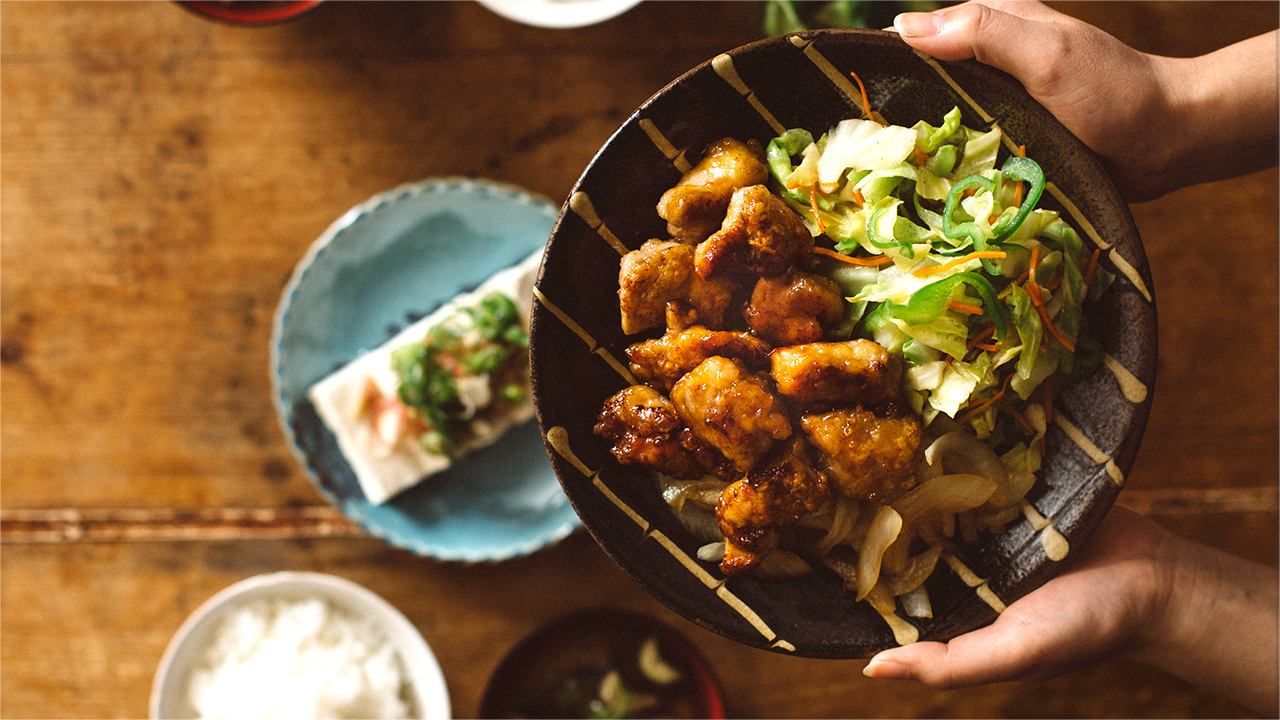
[617,239,737,335]
[745,268,845,346]
[627,324,772,393]
[669,356,792,474]
[716,439,832,575]
[594,385,707,480]
[770,339,902,406]
[695,184,815,279]
[800,404,923,502]
[656,138,769,244]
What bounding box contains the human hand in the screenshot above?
[892,1,1279,202]
[863,505,1279,716]
[863,506,1173,686]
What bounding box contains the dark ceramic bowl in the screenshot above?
[478,607,726,719]
[529,29,1156,658]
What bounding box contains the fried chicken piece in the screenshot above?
[677,427,738,482]
[617,239,738,335]
[618,240,693,335]
[685,272,739,330]
[670,356,792,474]
[657,138,769,244]
[594,385,706,480]
[717,439,832,574]
[627,325,772,393]
[770,339,902,406]
[695,185,815,279]
[745,268,845,346]
[800,404,923,502]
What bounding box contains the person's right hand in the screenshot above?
[863,504,1279,717]
[892,1,1278,202]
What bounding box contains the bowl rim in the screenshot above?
[530,27,1155,658]
[176,0,325,25]
[150,570,451,720]
[475,0,643,29]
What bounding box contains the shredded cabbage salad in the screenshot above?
[768,107,1115,473]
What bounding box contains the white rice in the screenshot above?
[185,595,413,720]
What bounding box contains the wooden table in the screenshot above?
[2,2,1275,718]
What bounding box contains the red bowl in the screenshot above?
[479,607,726,719]
[176,1,324,26]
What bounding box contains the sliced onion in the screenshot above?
[881,529,912,576]
[1006,469,1037,504]
[674,504,722,543]
[856,505,903,601]
[862,580,897,616]
[978,503,1022,530]
[755,549,813,580]
[883,545,943,596]
[661,476,728,511]
[900,586,933,619]
[892,473,997,527]
[815,497,861,555]
[696,541,726,562]
[924,431,1013,505]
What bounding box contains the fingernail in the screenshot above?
[893,12,940,39]
[863,658,912,679]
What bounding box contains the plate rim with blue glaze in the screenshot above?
[271,176,581,562]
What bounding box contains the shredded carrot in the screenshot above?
[1028,282,1076,352]
[913,250,1007,277]
[786,181,803,190]
[851,188,866,206]
[1013,145,1026,207]
[957,374,1012,427]
[1083,247,1101,287]
[998,396,1035,435]
[1027,244,1076,352]
[809,186,826,234]
[975,342,999,352]
[966,322,996,349]
[813,246,893,266]
[949,301,984,315]
[913,148,929,165]
[849,70,873,122]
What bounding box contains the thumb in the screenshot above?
[862,618,1046,689]
[894,2,1069,76]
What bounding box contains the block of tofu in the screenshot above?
[307,249,543,504]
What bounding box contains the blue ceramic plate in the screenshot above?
[272,178,580,561]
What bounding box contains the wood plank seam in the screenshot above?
[0,486,1273,544]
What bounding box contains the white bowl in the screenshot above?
[476,0,642,28]
[151,572,450,720]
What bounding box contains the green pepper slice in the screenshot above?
[942,174,1000,274]
[766,128,815,201]
[886,271,1008,340]
[991,156,1046,242]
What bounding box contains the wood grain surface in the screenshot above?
[2,2,1276,718]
